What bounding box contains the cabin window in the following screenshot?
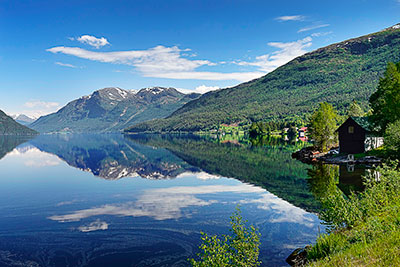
[348,126,354,134]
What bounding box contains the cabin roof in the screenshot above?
[351,117,371,131]
[336,116,372,133]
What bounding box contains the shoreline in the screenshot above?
[292,146,382,165]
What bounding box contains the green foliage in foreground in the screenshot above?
[190,207,261,267]
[309,102,338,152]
[307,164,400,266]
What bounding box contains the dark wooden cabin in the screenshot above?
[336,117,369,154]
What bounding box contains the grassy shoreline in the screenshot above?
[306,163,400,266]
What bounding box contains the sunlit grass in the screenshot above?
[307,163,400,266]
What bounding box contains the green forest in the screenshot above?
[125,26,400,133]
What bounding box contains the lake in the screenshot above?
[0,134,364,266]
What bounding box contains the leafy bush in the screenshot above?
[385,120,400,155]
[190,207,261,267]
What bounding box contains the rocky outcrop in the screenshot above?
[286,246,310,266]
[291,146,328,164]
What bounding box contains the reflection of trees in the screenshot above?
[128,134,320,212]
[307,163,341,202]
[249,135,305,150]
[0,135,33,160]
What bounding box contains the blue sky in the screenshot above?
[1,0,400,117]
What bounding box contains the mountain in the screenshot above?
[11,114,36,125]
[125,24,400,133]
[0,109,38,135]
[30,87,200,133]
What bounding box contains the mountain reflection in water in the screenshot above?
[0,134,331,266]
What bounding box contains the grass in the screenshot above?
[309,217,400,266]
[353,146,388,159]
[307,163,400,266]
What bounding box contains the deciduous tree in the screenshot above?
[347,100,364,117]
[309,102,338,152]
[369,61,400,134]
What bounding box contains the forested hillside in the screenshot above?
[0,109,38,135]
[126,24,400,133]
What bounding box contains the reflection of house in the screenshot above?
[338,164,381,195]
[338,164,365,194]
[298,127,307,138]
[336,117,383,154]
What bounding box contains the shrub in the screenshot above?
[385,120,400,155]
[190,207,261,267]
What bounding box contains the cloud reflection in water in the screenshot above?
[48,182,316,228]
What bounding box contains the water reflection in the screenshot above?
[15,133,322,212]
[0,134,325,266]
[48,184,255,222]
[307,163,379,199]
[0,135,34,160]
[307,164,341,201]
[78,219,109,232]
[8,146,61,167]
[29,134,200,180]
[127,134,319,212]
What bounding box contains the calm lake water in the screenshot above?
[0,134,363,266]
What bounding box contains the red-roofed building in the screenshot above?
[298,127,308,138]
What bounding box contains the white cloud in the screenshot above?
[177,84,232,94]
[47,34,319,82]
[55,62,77,68]
[298,24,329,33]
[47,45,264,82]
[235,37,312,73]
[48,45,210,72]
[275,15,305,22]
[76,35,110,48]
[78,219,108,232]
[311,31,333,37]
[151,71,264,82]
[193,85,220,94]
[24,101,60,109]
[20,100,61,118]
